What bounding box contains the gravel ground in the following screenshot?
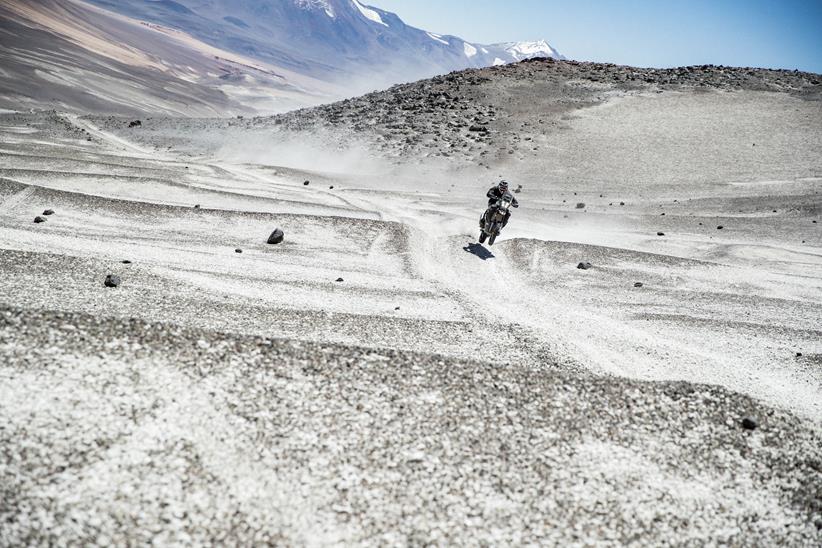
[2,306,821,546]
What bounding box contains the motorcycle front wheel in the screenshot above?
[478,231,487,243]
[489,233,497,245]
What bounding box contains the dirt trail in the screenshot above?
[20,115,820,419]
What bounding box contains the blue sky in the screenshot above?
[372,0,822,73]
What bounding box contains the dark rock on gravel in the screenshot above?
[104,274,121,288]
[336,277,344,282]
[33,216,46,223]
[634,282,644,288]
[742,416,759,430]
[267,229,285,245]
[235,249,243,254]
[303,180,310,186]
[657,232,665,236]
[42,209,55,216]
[717,226,724,230]
[577,262,593,270]
[576,203,586,209]
[128,120,142,128]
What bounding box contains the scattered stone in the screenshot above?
[620,202,625,206]
[42,209,55,216]
[796,352,803,357]
[741,416,758,430]
[717,226,724,230]
[33,216,46,223]
[577,262,593,270]
[575,203,585,209]
[128,120,142,128]
[634,282,644,288]
[267,229,285,245]
[657,232,665,236]
[329,186,334,189]
[395,306,400,310]
[303,180,310,186]
[235,249,243,254]
[104,274,121,288]
[194,204,201,209]
[121,260,132,264]
[336,277,344,282]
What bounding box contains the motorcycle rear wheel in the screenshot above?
[489,233,497,246]
[478,231,487,243]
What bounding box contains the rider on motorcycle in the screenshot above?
[481,180,519,229]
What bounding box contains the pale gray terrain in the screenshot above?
[1,60,821,545]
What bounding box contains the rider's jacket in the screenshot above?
[487,187,519,207]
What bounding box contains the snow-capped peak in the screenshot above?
[499,40,558,61]
[352,0,388,27]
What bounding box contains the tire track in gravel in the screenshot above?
[335,187,575,372]
[0,185,35,212]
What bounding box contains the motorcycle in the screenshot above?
[479,192,515,245]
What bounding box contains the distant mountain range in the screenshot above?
[0,0,563,115]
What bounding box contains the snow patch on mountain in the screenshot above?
[353,0,388,27]
[295,0,335,18]
[427,32,449,46]
[463,42,477,58]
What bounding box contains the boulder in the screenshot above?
[235,249,243,254]
[634,282,644,288]
[303,180,310,186]
[128,120,142,128]
[336,277,344,283]
[104,274,121,288]
[657,232,665,236]
[42,209,55,216]
[576,203,585,209]
[267,229,285,245]
[577,262,593,270]
[33,216,46,224]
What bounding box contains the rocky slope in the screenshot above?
[268,59,822,163]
